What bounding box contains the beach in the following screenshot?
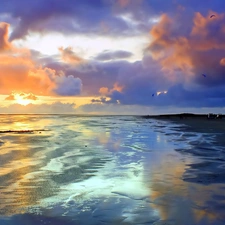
[0,114,224,225]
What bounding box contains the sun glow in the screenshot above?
[16,97,31,106]
[5,92,38,105]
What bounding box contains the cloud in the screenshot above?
[99,87,109,95]
[5,92,38,101]
[54,75,82,96]
[59,60,129,96]
[4,0,133,41]
[0,23,84,97]
[59,47,83,64]
[42,8,225,109]
[26,93,38,100]
[99,82,123,95]
[0,54,57,95]
[145,12,225,88]
[143,11,225,107]
[117,0,131,8]
[220,58,225,66]
[79,102,152,115]
[0,22,11,51]
[1,0,225,42]
[0,23,56,95]
[2,1,225,111]
[91,97,107,103]
[0,101,76,114]
[79,101,225,115]
[94,50,133,61]
[5,94,15,100]
[87,18,225,108]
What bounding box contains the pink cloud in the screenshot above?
[99,82,124,96]
[146,11,225,85]
[220,58,225,66]
[0,22,11,51]
[99,87,109,95]
[59,46,83,64]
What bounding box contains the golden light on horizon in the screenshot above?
[15,97,31,106]
[157,91,168,96]
[5,92,38,106]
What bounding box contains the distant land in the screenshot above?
[142,113,225,120]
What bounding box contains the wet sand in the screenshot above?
[0,114,225,224]
[145,115,225,185]
[155,116,225,133]
[141,116,225,224]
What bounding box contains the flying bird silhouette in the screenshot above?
[202,74,207,78]
[152,94,154,97]
[210,14,215,18]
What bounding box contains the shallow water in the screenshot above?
[0,115,224,225]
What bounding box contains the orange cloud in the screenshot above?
[147,14,193,77]
[220,58,225,66]
[26,93,38,100]
[99,82,124,96]
[5,92,38,105]
[0,22,11,51]
[0,53,56,95]
[116,0,143,8]
[147,11,225,79]
[5,93,15,100]
[191,12,225,50]
[0,22,56,95]
[148,14,174,60]
[99,87,109,95]
[59,46,83,64]
[0,23,82,97]
[117,0,130,8]
[112,82,124,92]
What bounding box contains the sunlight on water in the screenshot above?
[0,115,224,224]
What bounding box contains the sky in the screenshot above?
[0,0,225,114]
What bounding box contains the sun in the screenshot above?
[15,96,31,106]
[5,92,37,106]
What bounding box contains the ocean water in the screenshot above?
[0,114,224,225]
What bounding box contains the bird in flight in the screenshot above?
[152,94,154,97]
[210,14,216,18]
[202,74,207,78]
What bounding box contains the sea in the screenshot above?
[0,114,225,225]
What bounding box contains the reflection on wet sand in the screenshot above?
[1,115,225,224]
[0,116,56,216]
[0,148,59,216]
[147,147,225,224]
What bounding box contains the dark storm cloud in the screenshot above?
[86,52,225,108]
[1,0,194,41]
[54,75,82,96]
[94,50,133,61]
[0,0,132,40]
[0,0,224,41]
[64,60,129,96]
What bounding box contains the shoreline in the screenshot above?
[141,113,225,120]
[142,112,225,134]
